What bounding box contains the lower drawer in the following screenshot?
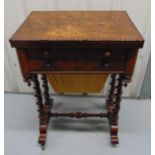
[28,59,126,72]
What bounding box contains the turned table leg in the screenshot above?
[107,74,124,145]
[31,75,44,113]
[30,75,46,149]
[38,74,53,149]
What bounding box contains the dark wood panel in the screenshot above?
[27,59,126,72]
[26,49,127,60]
[26,49,127,72]
[125,49,138,79]
[16,49,30,78]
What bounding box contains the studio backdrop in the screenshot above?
[4,0,151,97]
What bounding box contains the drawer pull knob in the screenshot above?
[103,63,109,68]
[102,60,110,68]
[45,63,51,67]
[104,51,111,58]
[43,51,50,58]
[44,62,52,69]
[43,51,52,69]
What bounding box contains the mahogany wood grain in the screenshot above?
[16,49,29,78]
[125,49,139,80]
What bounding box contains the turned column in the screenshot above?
[31,74,44,114]
[28,74,46,149]
[107,74,124,145]
[41,74,53,123]
[38,74,53,149]
[106,74,117,113]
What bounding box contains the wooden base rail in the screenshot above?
[50,112,108,118]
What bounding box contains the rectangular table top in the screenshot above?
[10,11,144,48]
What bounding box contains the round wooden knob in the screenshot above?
[45,63,52,68]
[104,51,111,58]
[102,60,110,68]
[44,62,52,69]
[43,51,49,58]
[103,63,109,68]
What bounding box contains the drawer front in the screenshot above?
[26,49,128,72]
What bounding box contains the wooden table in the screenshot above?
[9,11,144,149]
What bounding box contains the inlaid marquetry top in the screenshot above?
[10,11,144,48]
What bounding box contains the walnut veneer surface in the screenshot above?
[10,11,144,48]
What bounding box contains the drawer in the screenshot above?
[26,49,128,72]
[26,49,127,60]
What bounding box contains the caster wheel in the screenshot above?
[41,144,45,150]
[82,93,88,96]
[111,135,119,145]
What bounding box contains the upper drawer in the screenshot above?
[25,49,128,72]
[26,49,126,60]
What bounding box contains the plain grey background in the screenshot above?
[140,56,151,99]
